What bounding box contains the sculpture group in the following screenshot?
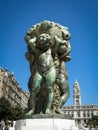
[25,20,71,116]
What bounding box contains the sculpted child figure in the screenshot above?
[53,35,71,114]
[25,33,61,115]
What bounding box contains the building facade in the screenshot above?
[63,80,98,125]
[0,67,29,109]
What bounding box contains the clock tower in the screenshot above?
[73,80,81,106]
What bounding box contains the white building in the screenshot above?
[63,80,98,125]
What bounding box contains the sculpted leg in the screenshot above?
[26,71,42,115]
[45,68,56,114]
[27,75,33,110]
[58,85,70,108]
[56,76,70,114]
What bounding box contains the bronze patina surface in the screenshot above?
[24,20,71,117]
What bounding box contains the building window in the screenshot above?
[77,119,81,124]
[84,119,87,124]
[87,113,90,117]
[83,113,86,117]
[76,95,79,99]
[76,100,80,105]
[77,111,80,117]
[91,113,93,116]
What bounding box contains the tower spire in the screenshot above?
[73,79,81,106]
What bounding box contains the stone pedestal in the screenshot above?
[15,119,78,130]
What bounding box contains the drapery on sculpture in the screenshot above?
[25,20,71,116]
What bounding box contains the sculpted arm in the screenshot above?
[28,36,40,55]
[28,37,37,53]
[52,35,62,53]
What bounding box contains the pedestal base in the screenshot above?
[15,119,78,130]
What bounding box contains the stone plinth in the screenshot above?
[15,119,78,130]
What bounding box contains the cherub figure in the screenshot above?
[25,33,61,114]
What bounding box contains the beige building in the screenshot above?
[0,67,29,109]
[63,80,98,125]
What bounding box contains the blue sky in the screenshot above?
[0,0,98,106]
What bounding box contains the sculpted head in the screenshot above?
[37,33,51,51]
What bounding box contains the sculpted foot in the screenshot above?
[25,109,34,116]
[45,109,51,114]
[55,108,63,114]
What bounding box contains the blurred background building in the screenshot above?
[0,67,29,109]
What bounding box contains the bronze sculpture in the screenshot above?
[25,20,71,116]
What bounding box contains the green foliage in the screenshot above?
[11,107,26,120]
[0,97,12,120]
[87,115,98,127]
[0,97,25,121]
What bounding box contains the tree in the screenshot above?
[11,107,26,120]
[0,97,12,120]
[0,97,25,121]
[87,115,98,127]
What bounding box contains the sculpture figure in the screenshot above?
[52,35,71,114]
[25,20,71,116]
